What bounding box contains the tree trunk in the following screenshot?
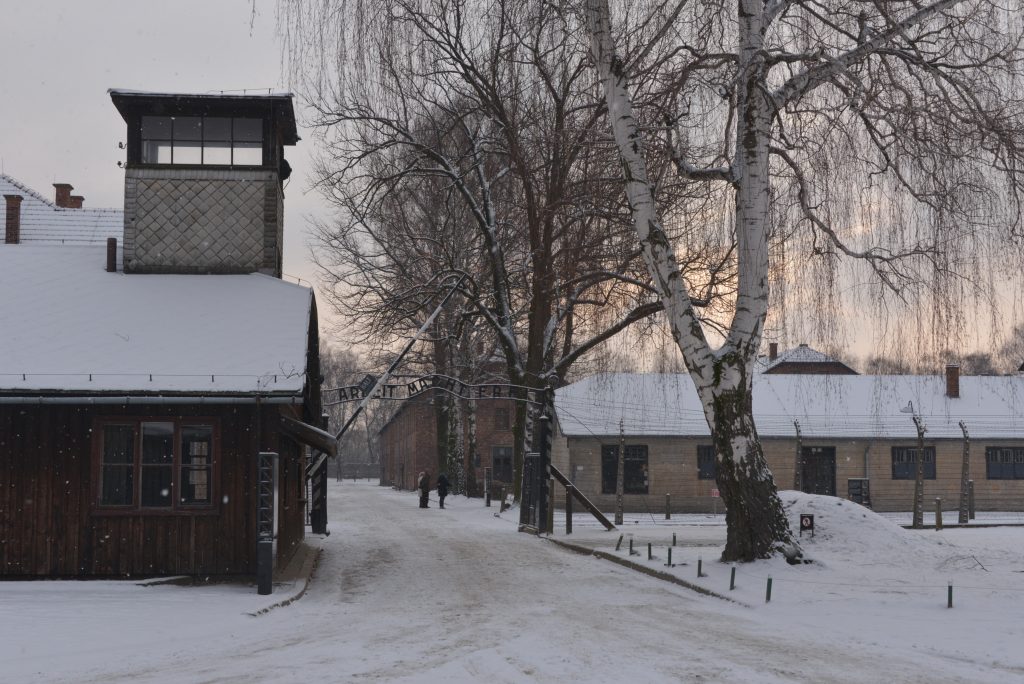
[586,0,798,562]
[704,363,796,560]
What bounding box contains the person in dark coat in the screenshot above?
[436,473,450,509]
[418,471,430,508]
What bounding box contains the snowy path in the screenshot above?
[6,481,1015,683]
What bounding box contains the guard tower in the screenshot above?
[109,90,298,277]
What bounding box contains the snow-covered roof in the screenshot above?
[108,88,294,99]
[1,174,123,245]
[763,343,854,373]
[555,372,1024,440]
[0,244,312,395]
[108,89,299,145]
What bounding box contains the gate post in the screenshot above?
[537,409,553,533]
[257,451,277,595]
[310,456,328,535]
[519,452,539,528]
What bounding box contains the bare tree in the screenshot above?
[321,346,385,479]
[862,354,914,375]
[999,323,1024,371]
[277,0,739,495]
[587,0,1024,560]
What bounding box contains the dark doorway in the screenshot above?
[492,446,513,483]
[801,447,836,496]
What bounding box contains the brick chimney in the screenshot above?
[945,364,960,399]
[769,342,778,361]
[54,183,74,208]
[4,194,22,244]
[68,195,84,208]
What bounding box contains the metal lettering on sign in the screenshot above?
[324,374,537,406]
[799,513,814,537]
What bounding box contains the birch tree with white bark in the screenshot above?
[277,0,740,495]
[587,0,1024,560]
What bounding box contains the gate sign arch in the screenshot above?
[324,374,534,406]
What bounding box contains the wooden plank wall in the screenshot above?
[0,402,306,577]
[275,405,306,569]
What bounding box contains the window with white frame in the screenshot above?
[140,116,263,166]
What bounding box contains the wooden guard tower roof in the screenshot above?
[108,89,299,145]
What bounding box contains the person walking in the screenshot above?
[436,473,450,509]
[418,471,430,508]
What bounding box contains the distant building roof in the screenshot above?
[554,372,1024,440]
[763,343,858,375]
[0,174,122,245]
[0,244,312,395]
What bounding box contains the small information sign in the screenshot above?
[710,489,720,498]
[799,513,814,537]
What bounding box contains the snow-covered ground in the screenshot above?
[5,481,1024,683]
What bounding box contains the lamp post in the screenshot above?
[901,401,927,528]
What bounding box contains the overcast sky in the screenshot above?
[2,1,1018,367]
[0,0,327,293]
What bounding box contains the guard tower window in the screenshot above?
[141,116,263,166]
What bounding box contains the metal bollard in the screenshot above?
[672,533,676,547]
[615,534,624,551]
[935,498,943,531]
[730,565,736,591]
[648,542,652,561]
[665,493,671,520]
[697,555,704,578]
[766,576,773,603]
[257,539,273,595]
[666,547,673,567]
[565,486,573,535]
[948,582,953,608]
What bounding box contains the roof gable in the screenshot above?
[0,174,123,246]
[763,343,858,374]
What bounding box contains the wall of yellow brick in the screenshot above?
[553,430,1024,513]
